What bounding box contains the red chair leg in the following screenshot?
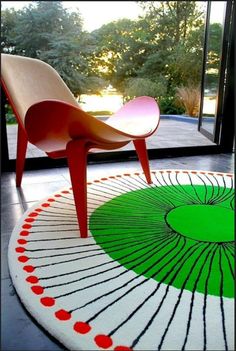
[16,125,28,187]
[133,139,152,184]
[66,140,89,238]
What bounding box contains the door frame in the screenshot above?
[198,0,234,144]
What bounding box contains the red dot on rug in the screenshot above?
[20,230,29,236]
[61,190,70,194]
[29,212,39,217]
[17,239,27,245]
[47,198,55,202]
[40,297,55,307]
[25,218,35,223]
[35,208,43,212]
[26,276,39,284]
[22,224,32,230]
[18,256,29,263]
[74,321,91,334]
[31,285,44,295]
[55,194,61,197]
[94,335,113,349]
[42,203,50,207]
[55,309,71,321]
[15,247,25,253]
[114,346,133,351]
[23,265,35,273]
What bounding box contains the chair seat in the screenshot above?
[25,96,160,154]
[1,53,160,237]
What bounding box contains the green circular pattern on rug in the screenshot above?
[90,184,234,298]
[166,204,233,242]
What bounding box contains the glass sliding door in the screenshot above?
[198,1,231,143]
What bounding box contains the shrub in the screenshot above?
[159,96,185,115]
[5,104,17,124]
[123,77,167,102]
[176,85,200,117]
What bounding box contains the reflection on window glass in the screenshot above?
[202,1,226,118]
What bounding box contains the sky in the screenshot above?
[1,1,226,31]
[1,1,143,32]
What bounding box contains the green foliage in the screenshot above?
[1,1,91,95]
[123,77,167,102]
[159,96,185,115]
[89,1,206,108]
[1,1,222,115]
[4,104,17,124]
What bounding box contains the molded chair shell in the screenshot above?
[1,53,160,238]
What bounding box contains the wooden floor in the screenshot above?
[1,153,234,350]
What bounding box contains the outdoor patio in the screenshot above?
[6,116,214,159]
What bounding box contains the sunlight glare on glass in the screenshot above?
[79,88,123,114]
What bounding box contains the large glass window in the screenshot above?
[1,1,234,166]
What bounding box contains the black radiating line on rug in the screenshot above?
[153,173,196,205]
[40,237,168,282]
[219,245,228,350]
[170,172,203,205]
[71,235,181,312]
[34,213,76,219]
[50,234,178,298]
[129,176,175,206]
[24,233,158,252]
[92,228,166,237]
[173,173,204,205]
[181,244,218,350]
[33,231,168,269]
[207,174,223,204]
[229,196,234,210]
[40,233,174,282]
[88,181,161,209]
[202,244,218,350]
[212,176,234,205]
[27,231,157,244]
[84,236,186,325]
[50,235,177,297]
[112,177,165,207]
[42,236,171,289]
[157,242,213,350]
[222,243,234,257]
[205,175,226,205]
[26,235,157,257]
[195,173,209,204]
[130,241,205,349]
[101,236,187,338]
[186,173,205,204]
[221,244,235,279]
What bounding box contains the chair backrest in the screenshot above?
[1,54,79,125]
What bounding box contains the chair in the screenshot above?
[1,54,160,238]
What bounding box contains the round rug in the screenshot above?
[8,170,234,350]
